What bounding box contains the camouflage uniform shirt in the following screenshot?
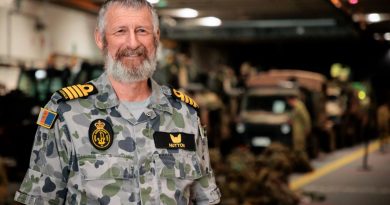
[15,72,221,205]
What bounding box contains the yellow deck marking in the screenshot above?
[290,140,380,190]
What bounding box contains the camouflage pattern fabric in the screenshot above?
[14,72,221,205]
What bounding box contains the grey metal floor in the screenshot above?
[296,141,390,205]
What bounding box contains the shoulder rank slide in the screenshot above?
[37,108,58,129]
[57,83,97,102]
[171,88,199,110]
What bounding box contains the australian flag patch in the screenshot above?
[36,108,58,129]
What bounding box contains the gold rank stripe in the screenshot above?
[61,87,74,99]
[77,84,89,96]
[58,89,69,100]
[72,85,83,97]
[187,95,199,108]
[61,85,86,99]
[172,88,199,109]
[56,83,97,102]
[67,86,79,98]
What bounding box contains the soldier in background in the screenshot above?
[287,95,313,172]
[377,99,390,152]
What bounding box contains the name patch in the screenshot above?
[153,132,196,151]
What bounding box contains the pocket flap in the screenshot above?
[154,153,203,180]
[78,155,135,180]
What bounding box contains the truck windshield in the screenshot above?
[245,95,293,113]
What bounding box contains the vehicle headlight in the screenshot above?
[281,123,291,134]
[236,123,246,134]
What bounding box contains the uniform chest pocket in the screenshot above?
[78,155,140,204]
[78,155,136,180]
[154,152,203,180]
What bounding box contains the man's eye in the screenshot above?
[115,29,125,34]
[137,28,147,34]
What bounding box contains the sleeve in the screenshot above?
[14,103,72,205]
[191,119,221,205]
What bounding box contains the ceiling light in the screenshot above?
[367,13,381,23]
[175,8,198,18]
[159,8,198,18]
[197,17,222,27]
[348,0,358,5]
[35,70,47,80]
[147,0,159,4]
[384,33,390,41]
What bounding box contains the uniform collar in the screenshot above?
[149,79,173,114]
[91,72,119,109]
[91,72,173,114]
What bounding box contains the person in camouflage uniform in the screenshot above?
[14,0,221,204]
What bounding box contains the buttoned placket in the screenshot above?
[92,74,176,204]
[137,102,174,204]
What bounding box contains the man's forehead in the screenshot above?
[105,4,152,25]
[106,3,150,17]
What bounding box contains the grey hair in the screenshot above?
[97,0,159,41]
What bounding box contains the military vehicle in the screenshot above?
[236,69,327,156]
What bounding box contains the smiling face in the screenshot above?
[95,4,160,83]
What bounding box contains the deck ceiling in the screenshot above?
[36,0,390,41]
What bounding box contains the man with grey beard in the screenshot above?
[14,0,221,204]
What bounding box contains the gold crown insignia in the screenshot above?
[95,120,105,129]
[170,134,182,144]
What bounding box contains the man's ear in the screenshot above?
[95,29,104,50]
[156,29,160,40]
[154,29,161,47]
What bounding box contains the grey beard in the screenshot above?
[105,53,156,83]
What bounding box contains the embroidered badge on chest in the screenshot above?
[88,119,114,151]
[153,132,196,151]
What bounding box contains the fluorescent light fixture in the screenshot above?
[160,8,198,18]
[175,8,198,18]
[147,0,159,4]
[197,16,222,27]
[367,13,381,23]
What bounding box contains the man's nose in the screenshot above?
[126,31,141,49]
